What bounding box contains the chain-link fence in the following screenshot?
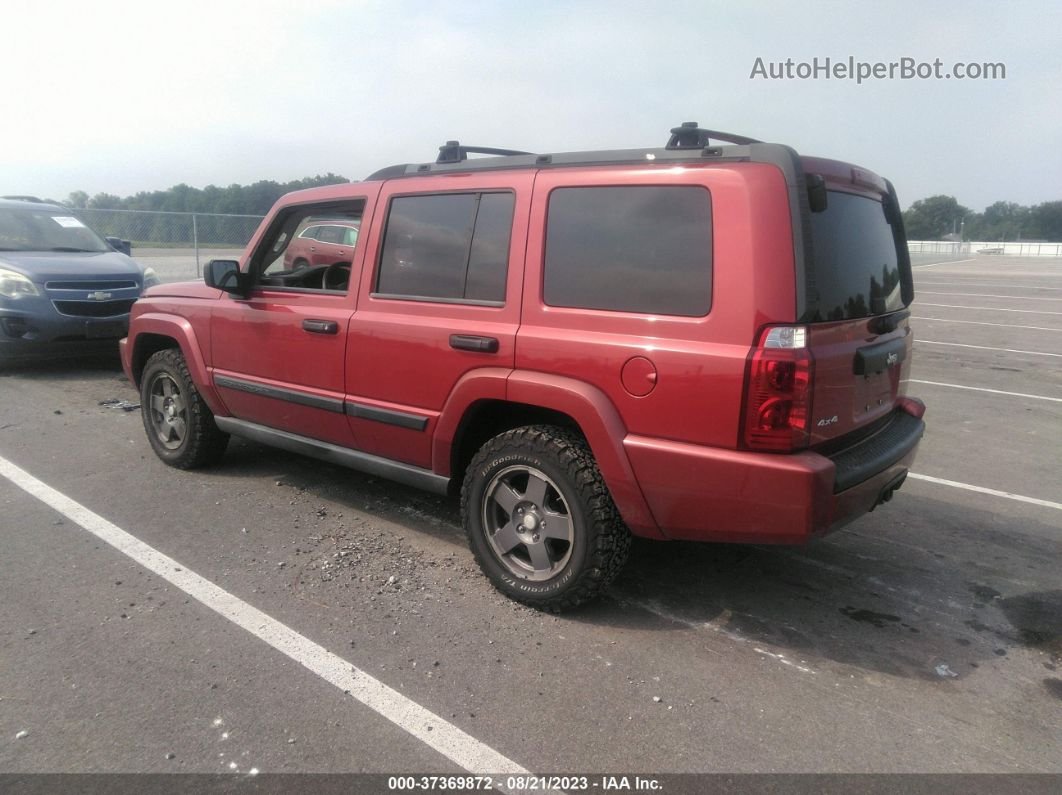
[78,208,265,282]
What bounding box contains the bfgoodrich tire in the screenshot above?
[140,348,228,469]
[461,425,631,612]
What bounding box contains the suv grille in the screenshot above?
[45,280,138,290]
[53,299,137,318]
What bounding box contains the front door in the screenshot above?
[210,196,374,447]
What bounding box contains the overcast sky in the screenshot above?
[2,0,1057,210]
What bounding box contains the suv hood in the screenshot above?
[0,250,143,283]
[140,280,221,300]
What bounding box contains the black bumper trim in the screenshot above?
[829,411,924,493]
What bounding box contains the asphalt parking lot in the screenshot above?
[1,254,1059,783]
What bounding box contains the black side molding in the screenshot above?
[345,401,429,431]
[214,374,345,413]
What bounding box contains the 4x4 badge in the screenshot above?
[887,352,899,366]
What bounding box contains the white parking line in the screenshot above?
[918,291,1062,302]
[907,379,1062,403]
[912,258,975,269]
[915,340,1062,358]
[912,316,1061,332]
[917,303,1062,316]
[0,454,530,783]
[908,473,1062,512]
[916,281,1062,291]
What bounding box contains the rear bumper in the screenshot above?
[624,409,924,544]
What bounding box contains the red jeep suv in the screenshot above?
[121,124,925,611]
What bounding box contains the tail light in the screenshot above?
[742,325,813,452]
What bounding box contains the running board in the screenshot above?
[214,417,450,496]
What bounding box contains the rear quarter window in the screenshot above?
[543,186,712,317]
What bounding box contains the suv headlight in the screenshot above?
[142,267,160,288]
[0,268,40,299]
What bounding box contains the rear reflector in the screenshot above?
[743,326,813,452]
[898,396,926,419]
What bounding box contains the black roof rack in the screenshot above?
[665,122,761,149]
[436,141,533,164]
[365,123,765,181]
[1,195,46,203]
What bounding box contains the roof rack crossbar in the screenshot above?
[436,141,533,164]
[665,122,762,150]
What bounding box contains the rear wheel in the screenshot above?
[140,348,228,468]
[462,425,631,611]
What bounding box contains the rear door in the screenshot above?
[799,165,914,446]
[344,172,532,468]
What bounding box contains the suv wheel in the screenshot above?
[140,348,228,469]
[462,425,631,611]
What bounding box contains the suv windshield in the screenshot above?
[805,191,908,321]
[0,207,110,253]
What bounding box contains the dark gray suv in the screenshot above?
[0,197,158,362]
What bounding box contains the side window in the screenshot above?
[255,200,363,292]
[543,186,712,316]
[375,192,514,303]
[316,226,343,244]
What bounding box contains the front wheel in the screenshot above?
[461,425,631,612]
[140,348,228,469]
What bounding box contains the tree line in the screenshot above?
[55,179,1062,243]
[902,195,1062,242]
[63,174,351,217]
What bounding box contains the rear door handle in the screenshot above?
[303,318,338,335]
[449,334,499,353]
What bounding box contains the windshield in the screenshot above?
[0,207,110,253]
[805,191,907,321]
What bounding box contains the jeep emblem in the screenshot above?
[88,291,112,301]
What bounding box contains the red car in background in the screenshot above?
[282,220,359,270]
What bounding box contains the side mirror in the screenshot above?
[106,236,132,256]
[204,259,249,297]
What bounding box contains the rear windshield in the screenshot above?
[806,191,906,321]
